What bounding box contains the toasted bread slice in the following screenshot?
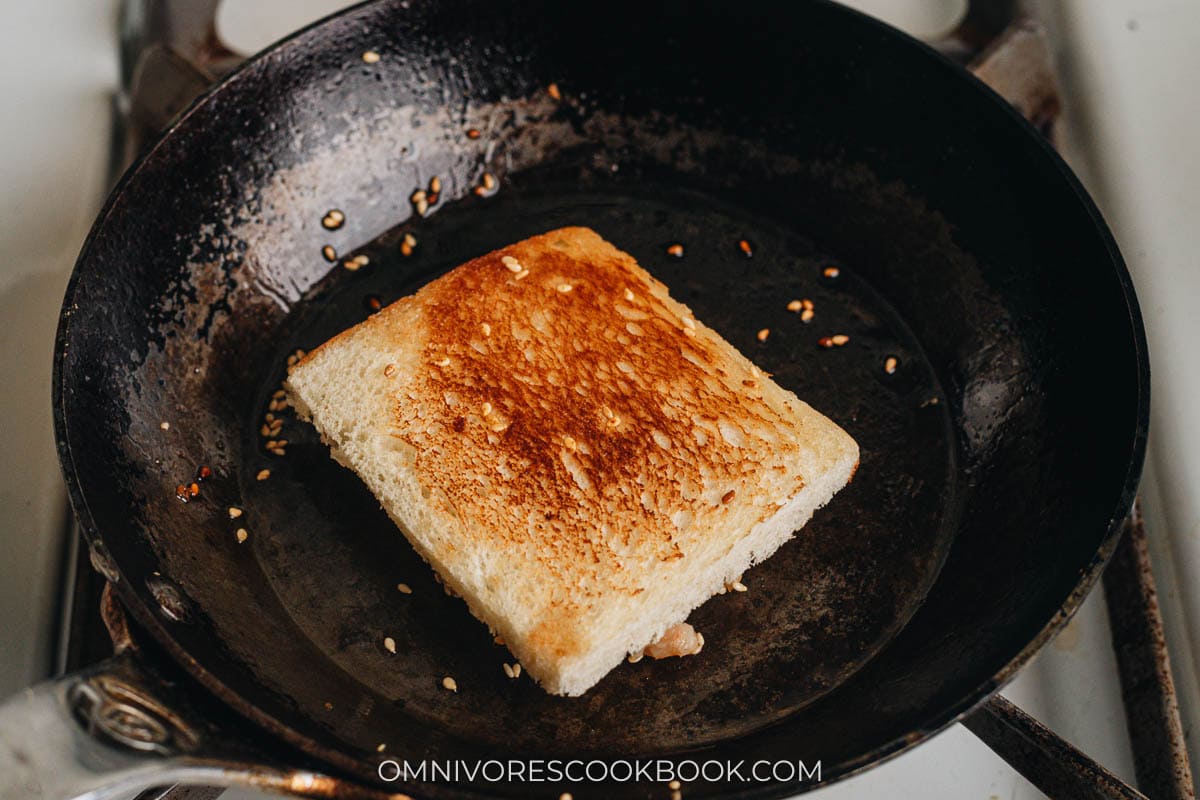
[287,227,858,696]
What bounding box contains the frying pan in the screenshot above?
[0,0,1148,797]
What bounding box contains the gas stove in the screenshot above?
[2,1,1197,798]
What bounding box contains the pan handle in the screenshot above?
[0,651,400,800]
[963,694,1149,800]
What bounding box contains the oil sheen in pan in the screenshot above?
[241,181,957,754]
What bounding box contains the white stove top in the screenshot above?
[0,1,1195,798]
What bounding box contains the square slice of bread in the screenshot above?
[286,226,859,696]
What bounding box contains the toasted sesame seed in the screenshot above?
[669,780,681,791]
[884,356,899,374]
[513,663,521,677]
[557,283,573,293]
[756,328,770,342]
[482,172,496,190]
[481,401,493,417]
[515,269,530,280]
[787,299,803,312]
[383,636,396,654]
[436,357,451,367]
[494,635,505,645]
[467,127,481,139]
[442,676,458,692]
[831,334,850,346]
[609,416,622,427]
[228,507,243,519]
[501,255,522,272]
[322,245,337,262]
[503,663,515,679]
[397,583,412,594]
[601,406,614,419]
[823,266,840,279]
[362,50,381,63]
[260,424,271,437]
[473,186,487,197]
[384,363,397,377]
[666,243,684,258]
[800,308,815,323]
[562,435,577,452]
[322,209,344,230]
[731,580,748,592]
[273,389,286,399]
[559,793,572,800]
[681,316,696,330]
[624,288,635,301]
[376,743,387,752]
[722,490,736,504]
[256,469,271,481]
[160,421,170,430]
[490,422,509,433]
[738,239,753,256]
[235,528,248,543]
[481,322,491,336]
[627,651,643,663]
[547,83,562,101]
[400,239,414,257]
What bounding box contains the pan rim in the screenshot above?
[51,0,1151,794]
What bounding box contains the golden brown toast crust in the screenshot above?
[371,228,810,657]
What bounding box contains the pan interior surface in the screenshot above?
[248,173,957,754]
[54,0,1146,796]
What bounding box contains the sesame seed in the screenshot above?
[383,636,396,654]
[256,469,271,481]
[490,422,508,433]
[322,245,337,262]
[666,243,684,258]
[160,421,170,430]
[397,583,412,594]
[562,435,577,452]
[260,424,271,437]
[503,663,515,679]
[800,308,815,323]
[513,663,521,677]
[321,209,344,230]
[721,490,735,504]
[228,507,243,519]
[429,176,442,194]
[624,288,635,301]
[601,406,615,419]
[442,676,458,692]
[681,317,696,330]
[884,356,899,374]
[236,528,248,544]
[672,792,682,800]
[787,299,803,312]
[627,651,643,663]
[559,793,572,800]
[384,363,397,377]
[481,323,491,336]
[400,239,414,257]
[467,128,481,139]
[547,83,562,101]
[818,337,833,348]
[669,780,681,791]
[738,239,753,257]
[557,283,573,293]
[436,357,451,367]
[515,269,530,280]
[501,255,522,272]
[823,266,840,279]
[731,580,748,592]
[362,50,381,64]
[481,401,493,417]
[756,328,770,342]
[473,186,487,197]
[482,172,496,190]
[831,334,850,346]
[376,743,387,752]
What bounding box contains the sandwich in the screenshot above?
[286,226,858,696]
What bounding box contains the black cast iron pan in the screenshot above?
[0,1,1149,798]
